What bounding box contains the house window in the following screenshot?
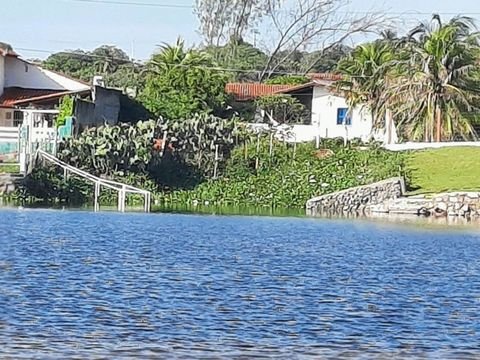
[337,108,352,125]
[13,111,24,127]
[5,112,12,120]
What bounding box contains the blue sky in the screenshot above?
[1,0,479,60]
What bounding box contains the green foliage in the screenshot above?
[58,114,244,181]
[337,42,395,128]
[0,164,19,174]
[205,41,268,82]
[255,95,310,124]
[56,96,74,127]
[392,16,480,141]
[140,39,229,120]
[58,120,156,177]
[42,46,140,91]
[305,45,352,73]
[337,15,480,141]
[18,165,90,205]
[155,114,246,180]
[265,75,309,85]
[43,50,95,82]
[160,139,406,208]
[21,115,248,204]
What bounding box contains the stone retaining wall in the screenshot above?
[307,177,480,219]
[372,193,480,218]
[306,178,406,216]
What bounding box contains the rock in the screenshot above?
[436,202,448,211]
[433,208,447,217]
[459,204,469,215]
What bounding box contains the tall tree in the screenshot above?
[43,49,95,82]
[392,15,480,141]
[302,45,352,73]
[43,46,142,92]
[195,0,277,47]
[337,42,395,128]
[204,39,268,81]
[91,45,130,74]
[256,0,385,80]
[140,39,229,120]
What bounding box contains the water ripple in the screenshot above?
[1,209,480,358]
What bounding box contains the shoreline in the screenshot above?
[2,203,480,229]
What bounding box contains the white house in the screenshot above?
[0,43,91,127]
[226,76,397,144]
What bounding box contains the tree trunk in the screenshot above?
[435,106,442,142]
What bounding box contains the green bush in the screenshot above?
[56,95,74,127]
[19,115,249,204]
[160,138,406,208]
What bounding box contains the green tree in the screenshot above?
[42,46,141,91]
[205,40,268,81]
[140,39,229,120]
[337,42,395,128]
[391,15,480,141]
[91,45,130,74]
[43,50,95,82]
[303,45,352,73]
[56,95,74,127]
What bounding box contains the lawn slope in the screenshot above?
[407,147,480,194]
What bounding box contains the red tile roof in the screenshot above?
[274,79,338,94]
[226,83,294,101]
[0,87,90,107]
[307,73,343,81]
[226,73,342,101]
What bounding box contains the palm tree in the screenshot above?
[149,39,213,73]
[337,42,395,129]
[391,15,480,141]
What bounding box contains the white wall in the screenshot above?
[311,87,374,142]
[0,55,5,96]
[4,57,90,91]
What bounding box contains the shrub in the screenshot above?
[160,138,406,208]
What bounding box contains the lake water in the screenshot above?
[1,208,480,359]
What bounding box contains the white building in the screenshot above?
[227,77,397,144]
[0,43,91,127]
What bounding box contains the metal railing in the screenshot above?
[36,150,151,213]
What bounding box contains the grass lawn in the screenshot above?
[0,164,20,174]
[406,147,480,194]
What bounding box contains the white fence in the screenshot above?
[0,110,59,172]
[248,123,326,143]
[248,123,392,144]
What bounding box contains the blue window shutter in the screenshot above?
[337,108,352,125]
[337,108,347,125]
[345,113,352,125]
